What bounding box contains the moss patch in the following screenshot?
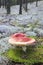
[4,45,43,65]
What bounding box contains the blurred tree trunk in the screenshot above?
[19,0,22,14]
[5,0,7,8]
[25,0,28,12]
[0,0,1,8]
[2,0,5,8]
[36,0,38,7]
[6,0,11,14]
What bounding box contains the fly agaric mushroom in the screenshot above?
[8,33,36,51]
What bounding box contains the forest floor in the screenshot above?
[0,1,43,65]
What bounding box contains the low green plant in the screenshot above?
[4,44,43,65]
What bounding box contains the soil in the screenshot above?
[7,61,24,65]
[33,63,43,65]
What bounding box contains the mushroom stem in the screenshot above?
[22,46,27,52]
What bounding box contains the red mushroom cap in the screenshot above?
[9,33,36,46]
[11,33,26,38]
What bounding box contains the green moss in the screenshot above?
[4,45,43,65]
